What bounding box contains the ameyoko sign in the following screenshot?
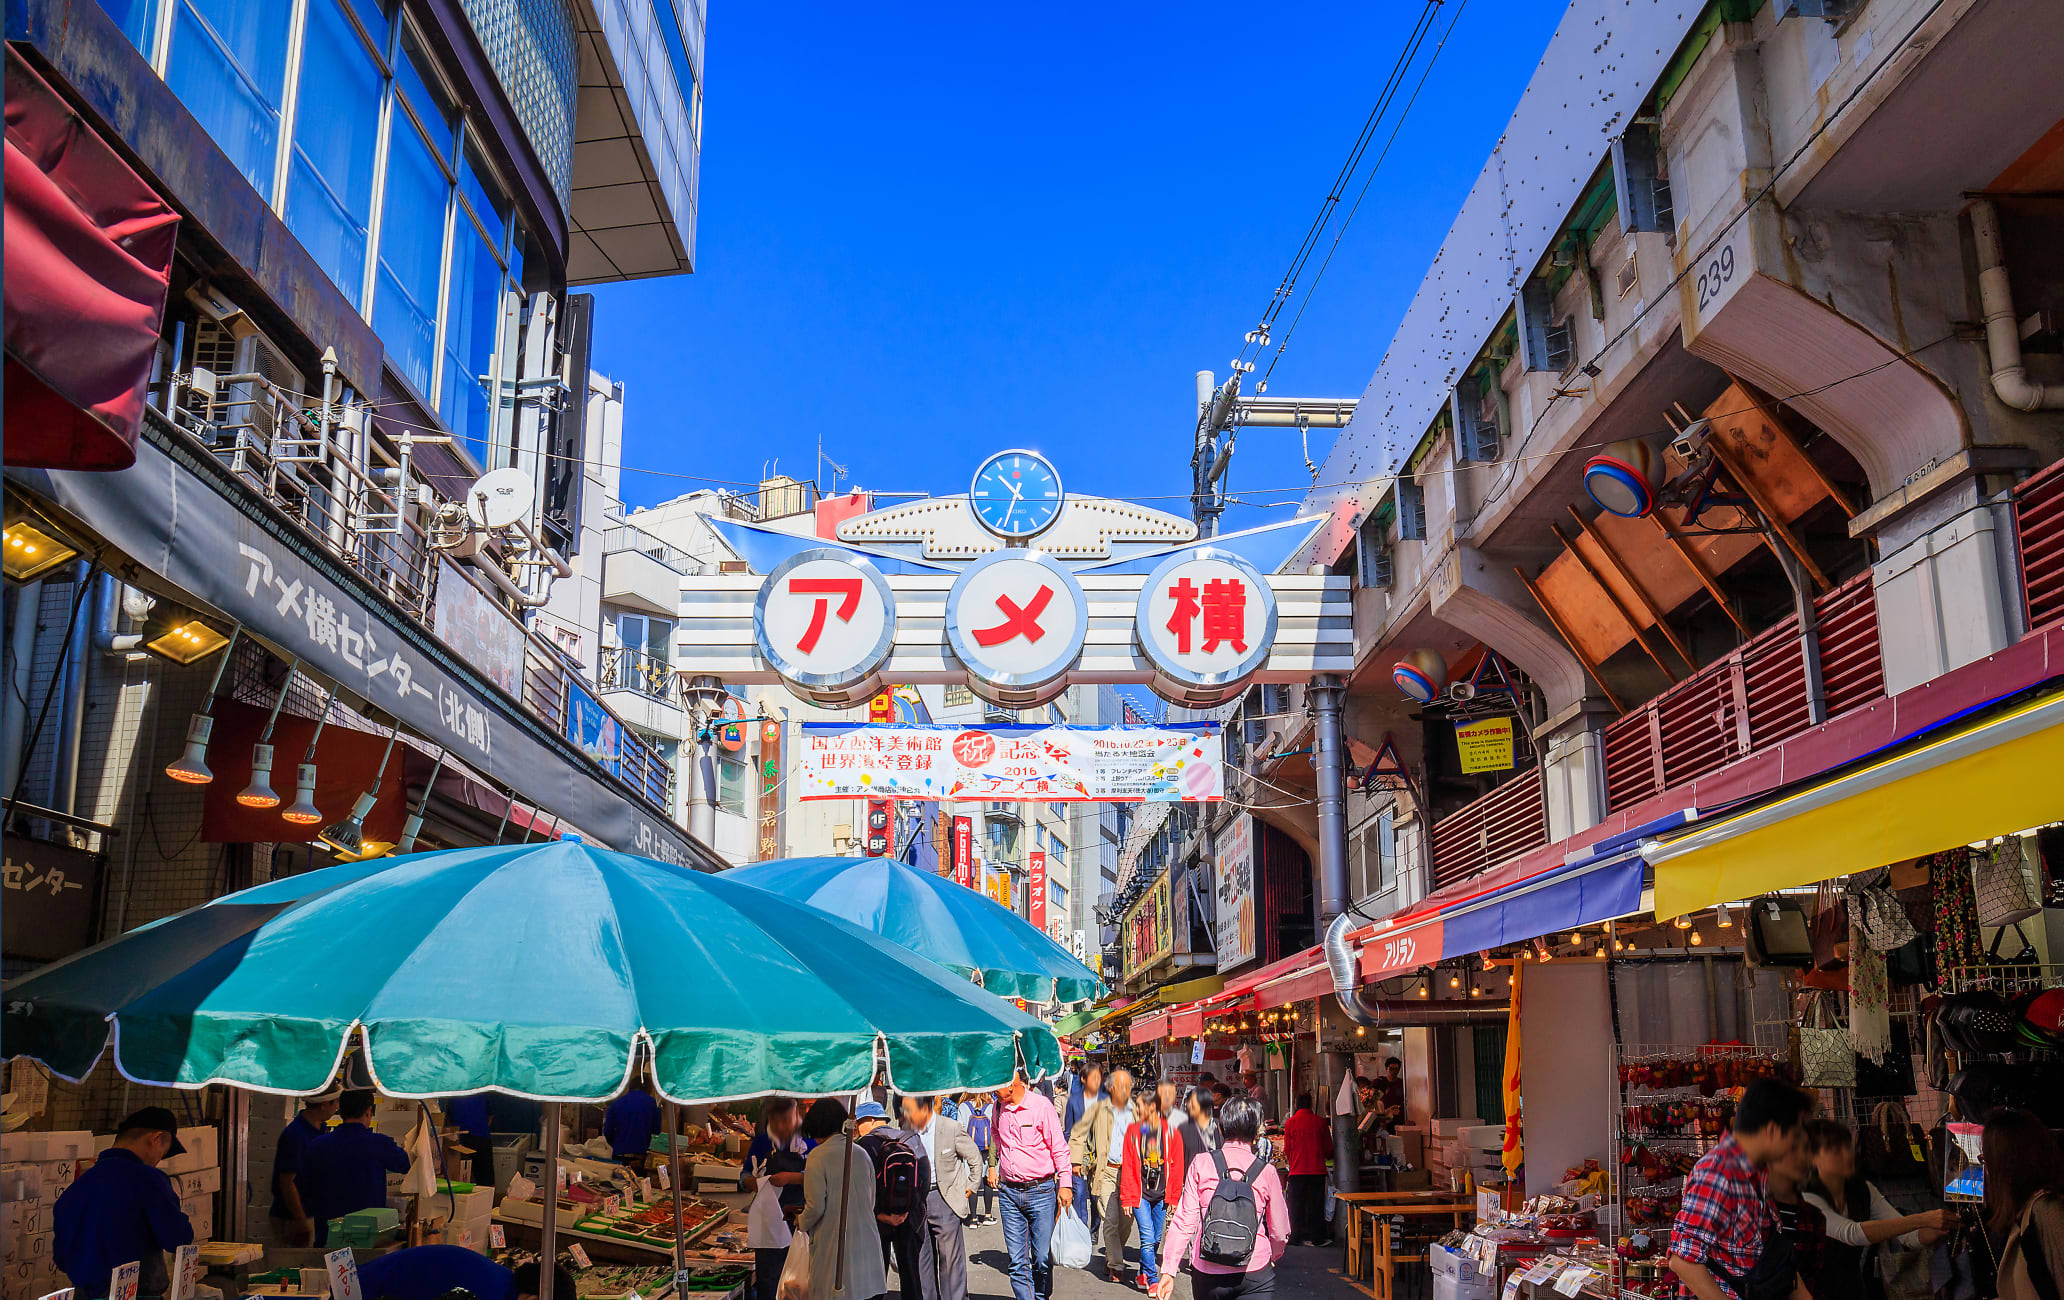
[796,723,1224,802]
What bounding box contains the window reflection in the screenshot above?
[282,0,384,307]
[372,112,448,398]
[165,0,290,200]
[441,217,504,466]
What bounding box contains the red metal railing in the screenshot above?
[1602,572,1883,812]
[1430,767,1548,890]
[2015,458,2064,632]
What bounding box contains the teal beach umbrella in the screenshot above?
[2,841,1061,1100]
[726,855,1104,1004]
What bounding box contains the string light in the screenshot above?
[1717,903,1735,929]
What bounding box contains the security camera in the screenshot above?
[1672,418,1712,463]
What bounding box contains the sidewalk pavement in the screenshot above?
[954,1215,1370,1300]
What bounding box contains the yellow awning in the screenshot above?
[1151,974,1225,1005]
[1648,691,2064,919]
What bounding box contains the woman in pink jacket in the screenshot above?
[1151,1097,1290,1300]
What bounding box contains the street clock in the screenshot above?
[968,449,1064,541]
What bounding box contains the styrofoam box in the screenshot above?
[1429,1243,1489,1281]
[0,1137,41,1164]
[1459,1125,1506,1151]
[161,1127,219,1177]
[172,1168,222,1199]
[1429,1118,1483,1138]
[0,1167,40,1204]
[40,1133,91,1162]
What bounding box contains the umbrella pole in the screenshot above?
[541,1102,561,1300]
[666,1099,685,1278]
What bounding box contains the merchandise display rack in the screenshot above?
[1935,959,2064,1203]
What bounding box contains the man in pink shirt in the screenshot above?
[1153,1097,1290,1300]
[985,1071,1074,1300]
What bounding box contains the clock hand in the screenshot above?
[1001,495,1017,526]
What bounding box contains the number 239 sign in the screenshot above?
[1361,922,1442,980]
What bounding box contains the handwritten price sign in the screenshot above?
[1361,921,1443,979]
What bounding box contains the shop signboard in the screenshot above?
[1362,921,1443,980]
[985,865,1014,911]
[795,723,1222,802]
[566,679,622,777]
[953,816,975,888]
[1124,873,1175,975]
[1455,717,1516,774]
[1029,850,1047,929]
[432,561,526,696]
[756,720,782,860]
[1213,814,1256,971]
[1,834,99,963]
[865,800,892,856]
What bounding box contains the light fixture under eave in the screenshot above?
[1672,912,1693,930]
[1716,902,1735,929]
[143,616,231,665]
[1689,928,1705,946]
[318,791,379,856]
[237,742,281,808]
[280,763,323,825]
[393,750,444,856]
[2,517,79,582]
[165,714,217,785]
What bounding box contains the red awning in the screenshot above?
[1130,1010,1171,1046]
[4,49,178,470]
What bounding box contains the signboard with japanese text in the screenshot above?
[1137,551,1278,705]
[432,561,525,696]
[756,720,782,861]
[865,800,892,856]
[1,834,99,963]
[15,437,698,864]
[1124,872,1175,975]
[984,865,1014,911]
[945,551,1090,704]
[1213,815,1256,971]
[1455,717,1516,774]
[1361,921,1443,980]
[753,551,896,705]
[953,816,975,888]
[1029,850,1047,930]
[796,723,1222,802]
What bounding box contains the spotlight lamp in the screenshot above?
[393,750,446,856]
[143,612,232,665]
[164,624,241,784]
[1716,903,1735,929]
[237,659,302,809]
[279,683,341,826]
[2,515,79,582]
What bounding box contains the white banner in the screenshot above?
[797,724,1223,802]
[1214,814,1256,970]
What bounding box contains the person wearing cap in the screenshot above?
[854,1101,931,1300]
[300,1089,412,1245]
[52,1107,194,1299]
[271,1086,342,1246]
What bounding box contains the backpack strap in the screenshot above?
[1211,1150,1229,1182]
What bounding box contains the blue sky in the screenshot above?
[590,2,1567,535]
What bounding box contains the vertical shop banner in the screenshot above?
[865,800,892,856]
[952,816,975,888]
[868,691,896,724]
[565,679,623,776]
[756,720,782,860]
[984,865,1014,911]
[1213,815,1256,970]
[1029,850,1047,930]
[1123,873,1175,975]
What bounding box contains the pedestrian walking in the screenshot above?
[798,1098,888,1300]
[854,1102,929,1300]
[988,1070,1074,1300]
[1666,1078,1815,1300]
[965,1094,998,1227]
[903,1093,983,1300]
[1070,1067,1136,1280]
[746,1098,811,1300]
[1119,1090,1184,1292]
[1178,1086,1219,1162]
[1153,1098,1290,1300]
[1282,1093,1333,1247]
[1065,1062,1104,1229]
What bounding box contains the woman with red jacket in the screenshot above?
[1120,1090,1185,1291]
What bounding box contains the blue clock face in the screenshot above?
[969,450,1065,539]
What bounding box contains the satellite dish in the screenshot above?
[466,467,535,530]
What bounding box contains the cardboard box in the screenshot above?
[1430,1117,1484,1138]
[1459,1125,1506,1151]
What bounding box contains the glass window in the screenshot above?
[943,684,973,708]
[93,0,160,54]
[395,23,457,162]
[716,756,748,817]
[165,0,292,200]
[459,138,511,253]
[345,0,388,49]
[440,216,504,465]
[615,613,672,660]
[281,0,384,307]
[371,111,448,397]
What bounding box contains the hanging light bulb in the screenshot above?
[1689,928,1705,946]
[1482,951,1495,971]
[1672,912,1693,930]
[1355,1026,1366,1037]
[1536,937,1554,962]
[166,625,245,784]
[1716,902,1735,929]
[236,659,302,808]
[281,763,323,825]
[1570,930,1583,945]
[1449,971,1461,988]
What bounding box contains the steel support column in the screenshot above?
[1309,671,1358,1211]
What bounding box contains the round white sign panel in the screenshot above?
[755,551,897,697]
[1137,550,1278,697]
[945,550,1089,693]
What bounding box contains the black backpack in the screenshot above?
[861,1131,921,1219]
[1198,1151,1262,1266]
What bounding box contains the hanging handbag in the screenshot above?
[1971,837,2041,927]
[1854,1018,1917,1098]
[1746,895,1815,968]
[1800,991,1859,1088]
[1986,922,2037,967]
[1849,872,1919,951]
[1859,1100,1931,1183]
[1813,880,1851,972]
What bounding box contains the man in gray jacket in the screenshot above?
[903,1094,984,1300]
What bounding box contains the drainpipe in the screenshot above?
[1971,199,2064,412]
[1308,669,1362,1210]
[684,676,721,846]
[91,574,146,657]
[2,581,41,800]
[51,561,92,833]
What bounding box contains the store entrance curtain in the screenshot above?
[1648,692,2064,920]
[4,49,178,470]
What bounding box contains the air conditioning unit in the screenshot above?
[1617,257,1640,301]
[188,318,306,448]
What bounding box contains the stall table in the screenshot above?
[1333,1196,1473,1300]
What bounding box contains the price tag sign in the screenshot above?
[675,1272,696,1297]
[490,1224,506,1248]
[568,1245,592,1270]
[1503,1277,1524,1300]
[1191,1040,1206,1065]
[1522,1261,1560,1286]
[604,1194,621,1215]
[657,1162,672,1189]
[1553,1265,1594,1297]
[168,1245,200,1300]
[110,1265,140,1300]
[325,1250,363,1300]
[640,1177,655,1200]
[38,1289,77,1300]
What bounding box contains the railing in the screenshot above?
[599,647,685,707]
[1603,572,1883,812]
[2014,458,2064,632]
[525,637,674,809]
[603,524,699,575]
[1429,767,1548,890]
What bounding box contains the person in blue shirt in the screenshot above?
[602,1071,661,1169]
[357,1245,512,1300]
[300,1089,412,1244]
[53,1107,194,1299]
[270,1086,341,1246]
[443,1094,495,1187]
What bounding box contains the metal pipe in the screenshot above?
[91,574,145,656]
[2,580,42,799]
[1971,199,2064,412]
[1306,669,1360,1212]
[540,1102,561,1300]
[54,560,92,827]
[665,1095,686,1279]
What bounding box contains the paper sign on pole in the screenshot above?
[110,1264,140,1300]
[1191,1040,1206,1065]
[490,1223,506,1248]
[1454,717,1516,774]
[325,1250,362,1300]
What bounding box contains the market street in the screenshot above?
[958,1223,1367,1300]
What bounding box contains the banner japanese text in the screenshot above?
[796,723,1222,802]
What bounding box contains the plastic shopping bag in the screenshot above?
[777,1230,811,1300]
[1052,1207,1094,1270]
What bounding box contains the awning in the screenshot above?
[1054,1007,1102,1039]
[1124,974,1225,1044]
[1130,1011,1171,1045]
[1646,689,2064,919]
[4,49,177,470]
